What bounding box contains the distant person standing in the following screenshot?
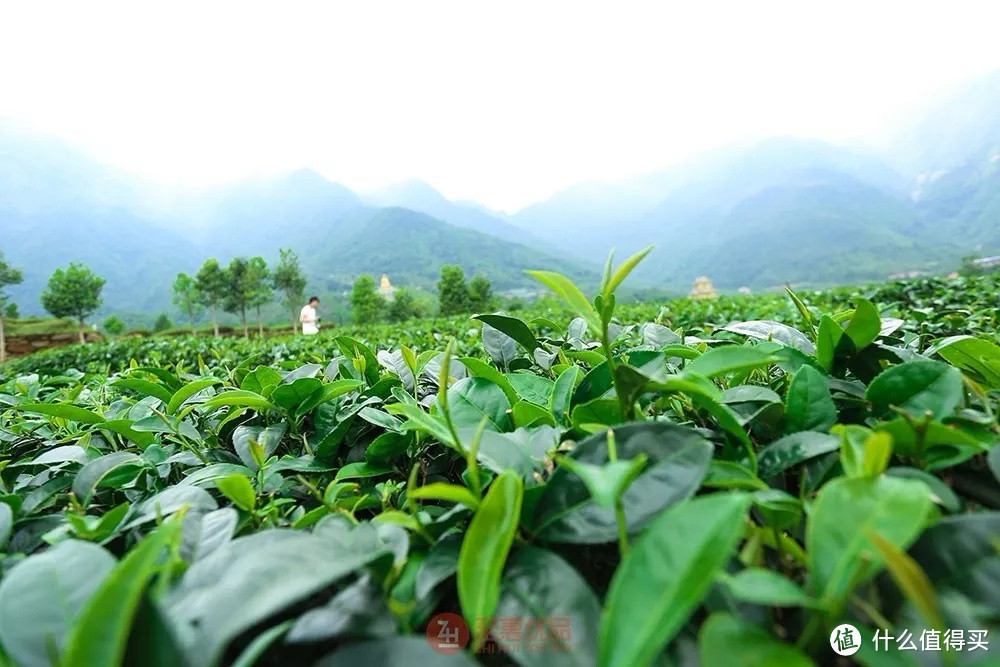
[299,296,320,335]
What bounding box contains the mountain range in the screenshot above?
[2,70,999,318]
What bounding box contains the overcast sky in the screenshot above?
[2,1,1000,212]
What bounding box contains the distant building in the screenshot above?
[888,270,927,280]
[689,276,718,300]
[379,274,395,301]
[737,286,752,295]
[970,256,1000,270]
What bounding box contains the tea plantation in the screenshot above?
[1,257,998,666]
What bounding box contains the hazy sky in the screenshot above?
[2,1,1000,211]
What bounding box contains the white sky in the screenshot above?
[2,1,1000,212]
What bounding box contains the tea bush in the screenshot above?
[0,256,998,666]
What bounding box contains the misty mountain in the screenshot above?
[894,72,1000,252]
[364,179,530,243]
[654,175,949,289]
[0,126,202,313]
[913,155,1000,251]
[0,126,594,317]
[507,69,1000,289]
[162,169,365,255]
[4,67,1000,318]
[508,137,923,288]
[888,71,1000,176]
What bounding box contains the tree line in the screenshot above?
[176,249,309,338]
[0,250,502,360]
[0,249,309,351]
[348,264,495,324]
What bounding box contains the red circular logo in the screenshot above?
[426,612,470,654]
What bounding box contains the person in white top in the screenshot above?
[299,296,320,335]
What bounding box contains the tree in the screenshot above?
[467,275,495,313]
[195,259,227,337]
[437,265,469,316]
[503,296,525,312]
[247,256,272,337]
[40,263,105,344]
[387,288,424,323]
[273,248,307,331]
[154,314,173,332]
[0,252,24,363]
[4,303,18,319]
[102,315,125,336]
[350,274,384,324]
[222,257,254,338]
[172,272,203,334]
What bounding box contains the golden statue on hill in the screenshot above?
[379,274,395,301]
[689,276,718,299]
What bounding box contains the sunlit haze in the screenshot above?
[2,0,1000,211]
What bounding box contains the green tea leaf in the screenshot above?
[458,471,523,648]
[533,422,712,543]
[867,530,944,629]
[18,402,105,424]
[217,474,256,511]
[756,431,840,479]
[926,335,1000,388]
[726,569,817,608]
[784,365,836,433]
[0,503,10,551]
[474,314,539,352]
[410,483,480,509]
[698,613,813,667]
[843,298,881,351]
[72,452,144,506]
[335,462,393,482]
[550,364,582,425]
[240,366,282,396]
[807,476,933,605]
[599,493,750,667]
[556,455,647,509]
[684,346,777,379]
[202,390,276,412]
[603,244,653,299]
[271,377,323,411]
[865,360,964,419]
[0,540,116,667]
[495,547,601,666]
[444,377,511,431]
[62,519,182,667]
[907,512,1000,607]
[721,320,814,354]
[525,270,600,334]
[113,378,173,405]
[816,315,844,372]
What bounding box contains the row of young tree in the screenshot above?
[175,249,308,338]
[0,249,310,358]
[347,264,496,325]
[0,248,501,362]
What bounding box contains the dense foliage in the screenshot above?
[0,262,998,666]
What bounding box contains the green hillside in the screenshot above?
[916,157,1000,251]
[304,207,598,291]
[665,178,954,289]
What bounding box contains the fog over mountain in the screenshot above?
[2,70,999,317]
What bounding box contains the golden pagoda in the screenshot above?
[378,274,395,301]
[689,276,718,300]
